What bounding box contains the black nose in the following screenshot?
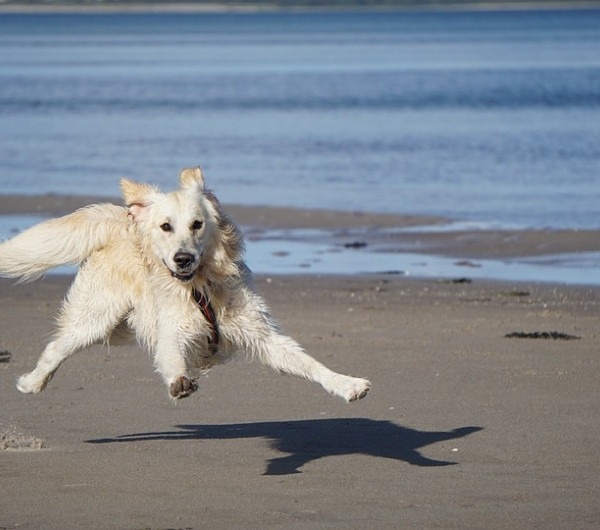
[174,252,195,269]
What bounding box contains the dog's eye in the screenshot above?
[192,220,204,231]
[160,222,172,232]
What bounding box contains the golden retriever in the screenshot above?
[0,168,371,402]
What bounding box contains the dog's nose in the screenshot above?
[174,252,195,269]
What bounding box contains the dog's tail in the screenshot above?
[0,203,125,282]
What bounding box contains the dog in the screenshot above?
[0,168,371,402]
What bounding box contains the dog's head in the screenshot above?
[121,167,242,282]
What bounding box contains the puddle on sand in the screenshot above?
[245,236,600,285]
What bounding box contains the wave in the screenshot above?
[2,68,600,114]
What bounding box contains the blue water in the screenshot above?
[1,9,600,229]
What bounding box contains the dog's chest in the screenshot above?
[122,286,220,356]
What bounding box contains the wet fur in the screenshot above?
[0,168,371,402]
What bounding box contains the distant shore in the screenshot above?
[1,1,599,13]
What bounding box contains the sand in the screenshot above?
[1,195,599,529]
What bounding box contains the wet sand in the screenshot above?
[0,195,599,528]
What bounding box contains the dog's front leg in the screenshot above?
[153,322,197,400]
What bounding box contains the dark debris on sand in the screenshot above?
[505,331,581,341]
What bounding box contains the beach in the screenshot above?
[2,5,599,526]
[1,197,599,529]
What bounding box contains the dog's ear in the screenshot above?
[179,166,206,191]
[120,178,156,221]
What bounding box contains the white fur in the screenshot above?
[1,168,371,402]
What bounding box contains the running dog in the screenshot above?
[0,168,371,402]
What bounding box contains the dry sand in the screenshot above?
[0,196,599,528]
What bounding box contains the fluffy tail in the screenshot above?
[0,203,125,282]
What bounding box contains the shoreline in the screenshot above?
[2,193,599,285]
[1,193,599,262]
[0,193,444,229]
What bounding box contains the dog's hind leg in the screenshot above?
[223,294,371,402]
[255,332,371,402]
[17,270,129,394]
[17,339,79,393]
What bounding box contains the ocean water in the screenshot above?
[0,9,599,230]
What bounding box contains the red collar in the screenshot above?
[192,288,219,350]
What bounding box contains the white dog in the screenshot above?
[0,168,371,402]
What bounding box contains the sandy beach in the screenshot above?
[1,196,599,528]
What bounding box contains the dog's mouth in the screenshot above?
[163,259,199,283]
[170,269,197,282]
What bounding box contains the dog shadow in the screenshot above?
[87,418,482,475]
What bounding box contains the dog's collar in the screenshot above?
[192,287,219,350]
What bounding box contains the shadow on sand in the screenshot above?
[87,418,482,475]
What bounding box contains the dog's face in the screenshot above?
[121,167,215,282]
[144,190,208,281]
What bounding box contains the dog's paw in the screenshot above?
[169,376,198,400]
[326,375,371,402]
[16,372,47,394]
[345,377,371,402]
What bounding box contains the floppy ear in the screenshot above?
[179,166,206,191]
[120,178,157,221]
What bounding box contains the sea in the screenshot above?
[1,8,600,282]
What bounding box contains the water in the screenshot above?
[1,9,600,283]
[0,9,599,230]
